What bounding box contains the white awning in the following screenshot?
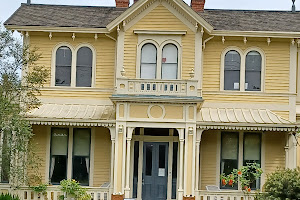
[27,103,115,127]
[197,108,295,131]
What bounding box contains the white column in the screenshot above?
[195,129,203,199]
[109,127,116,195]
[287,133,297,169]
[178,128,185,200]
[194,27,203,97]
[125,127,134,198]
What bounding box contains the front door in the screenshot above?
[142,142,168,200]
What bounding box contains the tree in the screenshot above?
[0,26,49,187]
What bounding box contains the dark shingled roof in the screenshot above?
[4,3,127,28]
[199,9,300,32]
[4,3,300,33]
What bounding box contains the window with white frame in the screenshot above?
[140,43,179,80]
[223,49,263,91]
[54,45,94,87]
[49,128,91,185]
[220,132,261,190]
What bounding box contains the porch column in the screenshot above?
[195,129,203,199]
[109,127,116,195]
[286,133,297,169]
[124,127,134,198]
[178,128,185,200]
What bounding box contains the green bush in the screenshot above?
[0,193,20,200]
[258,168,300,199]
[59,179,91,200]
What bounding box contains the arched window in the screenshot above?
[161,44,178,79]
[140,43,157,79]
[76,47,93,87]
[245,51,262,91]
[224,50,241,90]
[55,46,72,86]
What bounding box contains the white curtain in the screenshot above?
[50,157,55,179]
[85,158,90,174]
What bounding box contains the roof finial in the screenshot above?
[292,0,296,12]
[27,0,31,5]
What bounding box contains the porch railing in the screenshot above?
[116,78,200,97]
[6,186,110,200]
[198,190,256,200]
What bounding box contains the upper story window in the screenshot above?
[139,41,180,80]
[141,43,157,79]
[222,48,264,92]
[55,46,72,86]
[162,44,178,79]
[53,44,95,87]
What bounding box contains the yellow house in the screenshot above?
[3,0,300,199]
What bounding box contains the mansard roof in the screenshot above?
[4,3,300,33]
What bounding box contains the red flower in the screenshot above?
[243,186,248,190]
[237,171,242,175]
[228,179,233,186]
[222,179,227,186]
[247,187,251,192]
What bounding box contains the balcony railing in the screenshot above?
[116,78,200,97]
[198,190,256,200]
[6,186,110,200]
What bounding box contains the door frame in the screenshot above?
[130,128,179,200]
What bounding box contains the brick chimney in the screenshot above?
[115,0,129,8]
[191,0,205,12]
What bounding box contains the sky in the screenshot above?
[0,0,299,24]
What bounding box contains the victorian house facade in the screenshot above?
[2,0,300,199]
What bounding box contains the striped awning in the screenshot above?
[197,108,295,131]
[27,103,115,127]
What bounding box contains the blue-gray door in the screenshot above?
[142,142,169,200]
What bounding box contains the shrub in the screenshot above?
[59,179,91,200]
[0,193,20,200]
[258,168,300,199]
[30,183,48,195]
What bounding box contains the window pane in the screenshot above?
[51,128,68,155]
[172,142,178,199]
[73,128,91,185]
[162,44,178,79]
[76,47,92,87]
[244,133,261,162]
[50,128,68,184]
[221,132,239,189]
[145,144,153,176]
[245,51,262,91]
[224,50,241,90]
[55,46,72,86]
[73,129,90,156]
[141,44,157,79]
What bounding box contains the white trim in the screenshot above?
[197,125,295,132]
[260,134,266,190]
[5,25,108,33]
[289,43,297,122]
[45,126,51,183]
[134,30,187,35]
[211,30,300,39]
[67,128,74,180]
[216,131,221,186]
[220,46,265,92]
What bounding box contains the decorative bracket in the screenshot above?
[72,33,76,41]
[49,32,52,40]
[222,36,225,44]
[267,37,271,46]
[243,37,247,44]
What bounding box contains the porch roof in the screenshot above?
[197,108,296,132]
[26,103,115,127]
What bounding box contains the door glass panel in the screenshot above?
[172,142,178,199]
[158,145,166,177]
[145,144,153,176]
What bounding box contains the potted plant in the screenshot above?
[59,179,91,200]
[30,183,48,198]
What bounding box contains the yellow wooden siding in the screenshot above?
[40,89,112,99]
[200,130,218,189]
[124,4,195,79]
[93,127,111,187]
[29,33,115,100]
[28,125,48,184]
[264,132,286,175]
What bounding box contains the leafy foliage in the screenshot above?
[220,163,263,192]
[0,27,49,187]
[0,193,20,200]
[30,183,48,195]
[257,168,300,200]
[59,179,91,200]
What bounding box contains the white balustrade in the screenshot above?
[198,190,256,200]
[5,186,110,200]
[116,78,200,97]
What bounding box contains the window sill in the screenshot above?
[204,90,295,97]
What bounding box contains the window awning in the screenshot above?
[27,103,115,127]
[197,108,296,132]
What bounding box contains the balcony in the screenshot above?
[115,78,200,97]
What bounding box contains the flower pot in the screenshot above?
[111,194,124,200]
[183,196,195,200]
